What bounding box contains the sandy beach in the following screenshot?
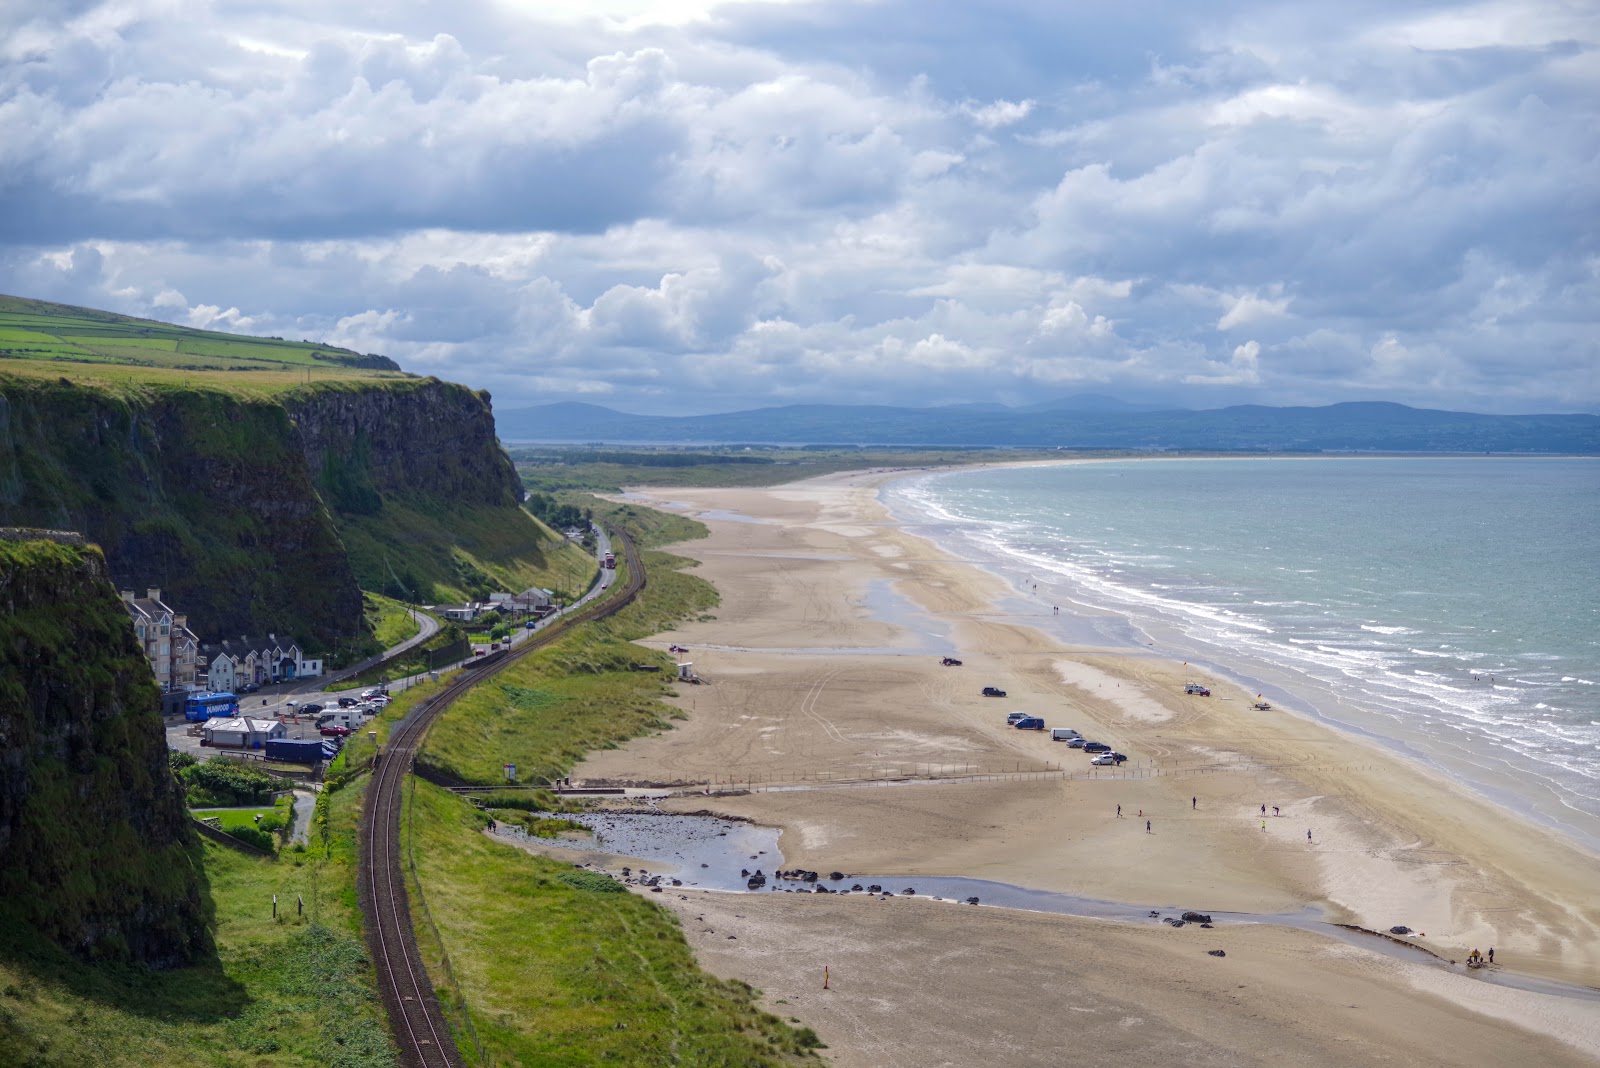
[574,469,1600,1063]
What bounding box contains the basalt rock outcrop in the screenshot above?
[0,534,211,966]
[0,373,525,648]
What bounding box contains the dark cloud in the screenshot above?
[0,0,1593,413]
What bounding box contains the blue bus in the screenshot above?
[184,692,240,722]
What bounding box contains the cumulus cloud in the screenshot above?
[0,0,1593,413]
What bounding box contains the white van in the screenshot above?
[1051,727,1081,742]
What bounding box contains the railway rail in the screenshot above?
[359,531,646,1068]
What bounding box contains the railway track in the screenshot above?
[359,531,645,1068]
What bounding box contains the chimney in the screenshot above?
[120,590,134,603]
[147,587,161,602]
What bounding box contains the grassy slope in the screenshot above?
[404,780,820,1067]
[363,592,422,650]
[0,782,394,1068]
[338,497,597,608]
[416,547,717,786]
[0,294,399,381]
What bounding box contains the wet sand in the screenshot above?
[573,470,1600,1063]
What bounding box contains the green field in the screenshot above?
[510,444,1038,494]
[0,783,395,1068]
[0,295,403,383]
[403,779,821,1066]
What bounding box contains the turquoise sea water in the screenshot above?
[888,457,1600,850]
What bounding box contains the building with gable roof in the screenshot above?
[121,587,202,696]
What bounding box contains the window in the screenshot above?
[160,642,170,656]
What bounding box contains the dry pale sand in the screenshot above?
[572,471,1600,1064]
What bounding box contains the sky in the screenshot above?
[2,0,1596,415]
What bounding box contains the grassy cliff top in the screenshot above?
[0,293,412,395]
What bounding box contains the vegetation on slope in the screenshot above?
[402,779,821,1067]
[416,547,716,786]
[0,294,401,376]
[0,770,393,1068]
[0,537,211,968]
[338,497,595,607]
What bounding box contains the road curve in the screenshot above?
[359,531,645,1068]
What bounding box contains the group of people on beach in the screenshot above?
[1468,947,1495,965]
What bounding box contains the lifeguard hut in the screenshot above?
[676,662,694,681]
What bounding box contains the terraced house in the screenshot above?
[121,587,200,693]
[202,634,324,692]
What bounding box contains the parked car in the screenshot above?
[237,682,261,694]
[337,696,359,707]
[982,686,1007,697]
[319,725,351,737]
[1091,752,1128,765]
[1014,717,1046,731]
[1006,711,1031,725]
[299,703,324,716]
[941,657,963,666]
[1082,741,1112,754]
[1184,683,1211,696]
[1051,727,1081,742]
[361,688,389,700]
[1066,737,1089,748]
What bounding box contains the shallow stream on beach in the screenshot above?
[500,812,1600,1003]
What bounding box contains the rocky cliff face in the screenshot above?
[0,377,364,649]
[0,374,526,649]
[285,378,521,508]
[0,534,211,967]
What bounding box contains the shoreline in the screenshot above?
[572,468,1600,1062]
[879,460,1600,857]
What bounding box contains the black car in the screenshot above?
[1082,741,1112,754]
[981,686,1007,697]
[299,703,324,716]
[337,696,359,707]
[237,682,260,694]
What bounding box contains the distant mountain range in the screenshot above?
[496,400,1600,453]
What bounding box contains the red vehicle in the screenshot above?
[603,552,616,569]
[320,725,351,737]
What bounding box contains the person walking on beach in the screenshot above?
[1260,804,1266,815]
[1261,821,1267,831]
[1117,804,1122,818]
[1488,947,1494,964]
[1307,829,1313,843]
[1273,805,1280,816]
[1191,796,1197,810]
[1146,819,1152,834]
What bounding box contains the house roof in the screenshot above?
[202,717,282,733]
[200,635,300,661]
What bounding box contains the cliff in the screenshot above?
[285,379,521,510]
[0,375,364,649]
[0,534,211,966]
[0,373,534,650]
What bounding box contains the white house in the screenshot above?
[202,717,286,749]
[201,634,324,689]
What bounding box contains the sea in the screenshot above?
[886,456,1600,852]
